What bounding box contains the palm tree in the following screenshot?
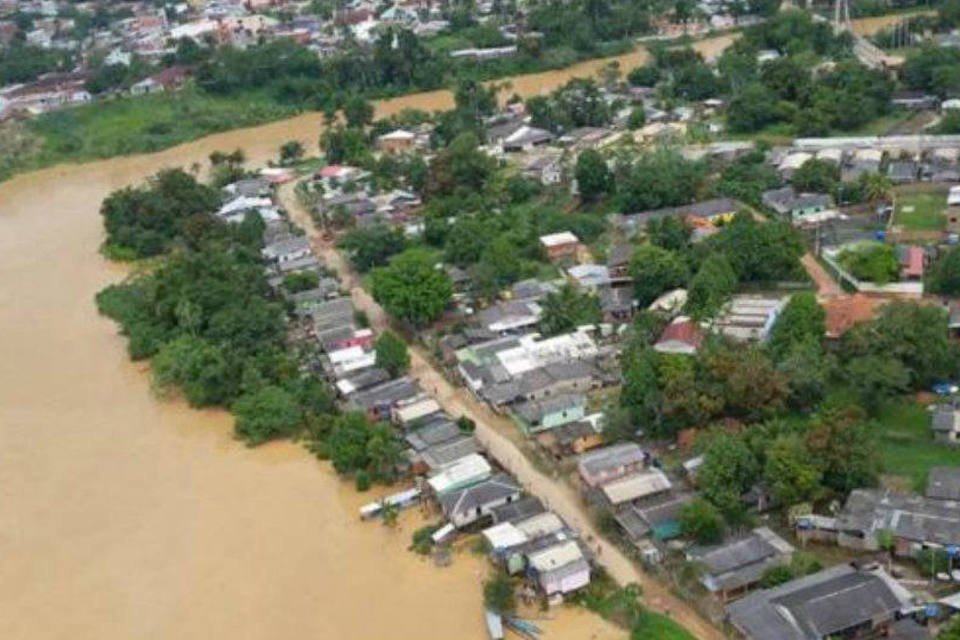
[860,172,892,206]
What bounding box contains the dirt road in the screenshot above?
[279,183,727,640]
[801,253,843,299]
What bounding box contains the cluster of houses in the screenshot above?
[307,163,423,234]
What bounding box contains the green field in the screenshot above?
[894,188,948,231]
[875,400,956,491]
[631,611,696,640]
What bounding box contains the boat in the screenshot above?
[503,617,540,639]
[485,609,504,640]
[358,487,421,519]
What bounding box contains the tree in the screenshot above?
[806,403,880,494]
[483,572,516,614]
[686,254,737,320]
[845,355,910,415]
[538,284,602,336]
[326,412,375,475]
[698,431,760,521]
[629,244,689,307]
[283,271,320,293]
[707,212,805,283]
[425,132,496,197]
[338,224,406,272]
[917,547,951,577]
[627,65,659,87]
[926,246,960,296]
[792,158,839,194]
[233,385,303,445]
[839,244,900,284]
[727,83,779,133]
[575,149,612,201]
[375,330,410,376]
[618,148,707,212]
[778,340,831,412]
[647,216,691,253]
[152,335,229,407]
[343,95,374,129]
[859,172,892,205]
[627,107,646,130]
[320,125,369,165]
[371,248,452,326]
[620,343,661,428]
[767,292,825,361]
[764,434,822,506]
[680,498,726,544]
[279,140,305,165]
[700,342,788,421]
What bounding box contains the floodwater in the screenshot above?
[0,42,665,640]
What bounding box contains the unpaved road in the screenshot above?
[802,253,842,299]
[280,182,727,640]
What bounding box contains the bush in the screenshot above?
[410,524,440,555]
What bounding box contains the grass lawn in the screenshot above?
[631,611,696,640]
[875,400,955,491]
[894,187,948,231]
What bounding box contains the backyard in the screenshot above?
[894,186,948,231]
[875,399,954,491]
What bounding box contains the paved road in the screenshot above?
[279,182,727,640]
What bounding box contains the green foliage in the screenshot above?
[374,330,410,376]
[806,403,881,494]
[903,44,960,97]
[538,284,602,336]
[838,243,900,284]
[627,106,646,130]
[325,411,403,482]
[283,270,320,293]
[343,95,374,129]
[647,216,691,253]
[727,82,779,133]
[100,168,220,258]
[845,355,911,415]
[767,292,825,361]
[527,78,613,133]
[627,64,659,87]
[680,498,726,544]
[764,434,822,506]
[0,43,72,84]
[320,125,370,165]
[715,150,782,205]
[617,148,707,212]
[685,253,736,320]
[706,212,805,283]
[698,430,760,521]
[917,547,951,577]
[483,572,516,614]
[576,149,613,201]
[759,564,794,588]
[338,224,407,272]
[279,140,305,165]
[410,524,441,554]
[926,246,960,296]
[233,385,304,445]
[371,248,452,326]
[425,132,496,197]
[839,301,952,390]
[152,335,230,407]
[629,244,689,307]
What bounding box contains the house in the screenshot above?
[712,295,787,342]
[931,404,960,445]
[888,160,920,184]
[654,316,703,355]
[377,129,417,154]
[490,495,546,525]
[578,443,646,489]
[899,245,925,280]
[540,419,604,456]
[475,300,542,334]
[514,394,586,434]
[439,473,521,528]
[501,126,554,153]
[420,436,481,473]
[428,453,493,496]
[599,286,634,323]
[600,468,672,507]
[613,491,692,544]
[836,488,960,556]
[539,231,580,261]
[606,244,634,279]
[566,264,610,290]
[527,540,591,596]
[687,527,795,601]
[822,294,884,340]
[262,236,311,264]
[761,187,835,224]
[335,367,390,397]
[392,396,443,428]
[348,377,421,419]
[926,466,960,501]
[725,564,913,640]
[613,198,740,237]
[130,65,189,95]
[522,151,563,185]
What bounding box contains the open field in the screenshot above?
[894,186,948,231]
[876,400,955,492]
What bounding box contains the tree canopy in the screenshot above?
[370,249,452,326]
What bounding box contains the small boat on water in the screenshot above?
[358,487,421,519]
[504,616,541,639]
[485,609,504,640]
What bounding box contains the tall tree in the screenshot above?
[374,330,411,377]
[371,249,453,326]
